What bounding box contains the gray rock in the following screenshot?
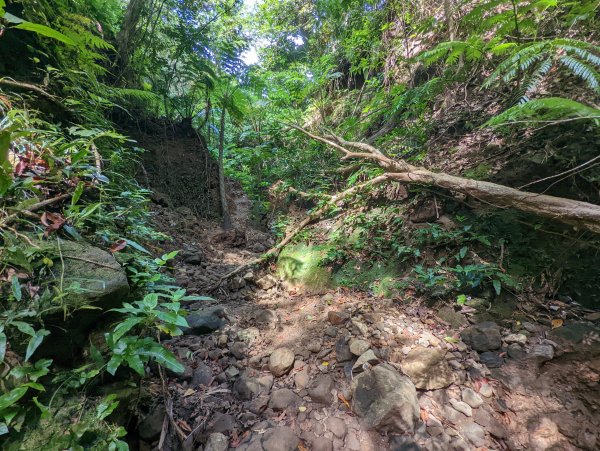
[460,322,501,352]
[335,335,353,362]
[437,306,467,328]
[443,405,466,424]
[312,437,333,451]
[351,364,419,434]
[507,343,526,360]
[205,432,228,451]
[400,347,453,389]
[462,388,483,408]
[504,333,527,345]
[208,413,237,433]
[230,341,247,360]
[229,276,246,291]
[325,325,338,337]
[269,347,295,377]
[346,433,360,450]
[138,404,165,441]
[352,349,379,373]
[184,306,229,335]
[238,327,260,344]
[462,421,486,447]
[325,417,347,438]
[530,344,554,363]
[256,275,277,290]
[294,367,310,389]
[351,319,369,336]
[225,366,240,379]
[233,373,273,400]
[389,436,422,451]
[449,399,472,417]
[269,388,300,411]
[307,340,322,353]
[479,351,504,368]
[255,309,277,328]
[308,375,334,404]
[261,426,299,451]
[191,362,213,387]
[327,310,350,325]
[349,339,371,356]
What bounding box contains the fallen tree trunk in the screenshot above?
[289,125,600,234]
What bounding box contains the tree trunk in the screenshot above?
[290,125,600,234]
[218,107,232,230]
[116,0,146,83]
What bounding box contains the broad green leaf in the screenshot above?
[0,422,8,435]
[25,329,50,361]
[11,276,22,301]
[0,0,6,16]
[124,239,151,254]
[112,317,143,342]
[181,295,214,301]
[139,346,183,373]
[0,131,10,163]
[0,387,28,411]
[96,394,119,420]
[71,181,84,205]
[143,293,159,310]
[125,354,145,376]
[90,344,105,367]
[12,321,35,337]
[32,397,50,419]
[492,279,502,296]
[13,22,78,46]
[107,355,123,375]
[0,332,6,362]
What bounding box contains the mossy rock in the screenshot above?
[276,243,332,291]
[334,260,402,297]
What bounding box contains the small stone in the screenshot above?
[528,417,563,451]
[478,383,493,398]
[325,417,347,438]
[269,347,295,377]
[462,421,486,447]
[443,405,466,424]
[351,319,369,336]
[507,343,526,360]
[294,368,310,389]
[230,341,247,360]
[349,339,370,356]
[325,325,338,337]
[229,276,246,291]
[401,346,453,389]
[307,340,321,353]
[191,362,213,387]
[208,413,236,434]
[328,310,350,325]
[504,333,527,345]
[479,351,504,368]
[243,271,254,281]
[312,437,333,451]
[346,433,360,451]
[269,388,300,411]
[462,388,483,408]
[217,334,228,347]
[261,426,299,451]
[237,327,260,344]
[389,435,422,450]
[308,375,334,404]
[204,432,228,451]
[335,335,353,362]
[256,274,277,290]
[530,344,554,363]
[460,322,501,352]
[256,309,277,328]
[352,349,379,373]
[450,399,472,417]
[224,366,240,379]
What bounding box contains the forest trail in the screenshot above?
[141,181,600,451]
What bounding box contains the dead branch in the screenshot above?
[0,193,72,228]
[291,124,600,234]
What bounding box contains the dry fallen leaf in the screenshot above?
[338,394,351,409]
[551,318,564,329]
[420,408,429,422]
[183,388,196,397]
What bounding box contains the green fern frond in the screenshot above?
[557,56,600,91]
[484,97,600,127]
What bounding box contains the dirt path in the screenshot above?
[139,191,600,451]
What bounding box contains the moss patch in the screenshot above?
[333,259,403,297]
[276,243,333,291]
